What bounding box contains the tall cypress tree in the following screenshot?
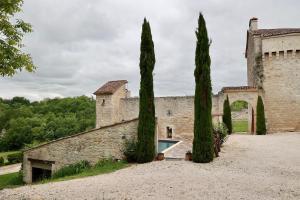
[193,13,214,163]
[256,95,266,135]
[222,95,232,134]
[136,18,156,163]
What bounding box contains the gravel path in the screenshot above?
[1,133,299,200]
[0,163,21,176]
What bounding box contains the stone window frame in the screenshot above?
[166,126,173,138]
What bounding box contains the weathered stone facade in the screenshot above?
[95,82,258,139]
[23,119,143,183]
[246,18,300,132]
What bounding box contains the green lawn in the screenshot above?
[233,120,248,133]
[0,151,21,164]
[44,160,129,183]
[0,172,23,190]
[0,160,129,190]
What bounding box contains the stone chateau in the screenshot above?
[22,18,300,183]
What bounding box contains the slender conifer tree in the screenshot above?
[256,96,266,135]
[223,95,232,134]
[193,13,214,163]
[136,18,156,163]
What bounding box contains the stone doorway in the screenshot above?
[32,167,51,182]
[29,158,54,182]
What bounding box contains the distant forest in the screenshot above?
[0,96,95,151]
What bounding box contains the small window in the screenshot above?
[167,110,172,116]
[287,50,293,57]
[296,50,300,57]
[279,51,284,58]
[166,127,172,138]
[272,52,276,57]
[101,99,105,106]
[264,52,269,57]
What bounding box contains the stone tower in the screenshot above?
[246,18,300,132]
[93,80,129,128]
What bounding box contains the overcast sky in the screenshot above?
[0,0,299,100]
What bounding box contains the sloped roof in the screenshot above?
[221,86,257,92]
[93,80,128,95]
[250,28,300,37]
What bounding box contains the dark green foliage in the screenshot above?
[231,100,248,111]
[0,96,95,151]
[7,152,23,164]
[213,123,228,145]
[0,157,4,166]
[256,96,266,135]
[123,139,137,163]
[0,0,35,76]
[192,13,214,163]
[222,96,232,134]
[136,18,156,163]
[0,172,24,190]
[52,160,91,179]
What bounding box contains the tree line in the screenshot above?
[0,96,95,151]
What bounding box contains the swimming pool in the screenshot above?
[158,140,179,153]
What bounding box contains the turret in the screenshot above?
[93,80,129,128]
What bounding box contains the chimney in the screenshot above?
[249,17,258,30]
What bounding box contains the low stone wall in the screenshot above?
[23,119,139,183]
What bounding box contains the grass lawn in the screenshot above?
[0,159,129,190]
[233,120,248,133]
[0,151,21,164]
[0,172,23,190]
[44,160,129,183]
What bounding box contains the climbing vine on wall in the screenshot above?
[254,54,264,89]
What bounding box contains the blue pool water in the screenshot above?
[158,140,178,153]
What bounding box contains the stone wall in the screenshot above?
[95,84,128,128]
[247,30,300,132]
[119,96,220,140]
[23,119,140,183]
[262,36,300,132]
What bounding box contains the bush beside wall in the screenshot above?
[7,152,23,164]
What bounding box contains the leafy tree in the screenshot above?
[192,13,214,163]
[222,95,232,134]
[136,18,156,163]
[0,0,35,76]
[256,96,266,135]
[231,100,248,111]
[0,96,96,151]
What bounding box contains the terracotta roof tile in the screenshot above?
[93,80,128,95]
[250,28,300,37]
[221,86,257,92]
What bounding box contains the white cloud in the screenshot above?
[0,0,299,100]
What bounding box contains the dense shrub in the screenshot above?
[52,160,90,179]
[7,152,23,164]
[123,140,137,163]
[0,157,4,166]
[213,123,228,145]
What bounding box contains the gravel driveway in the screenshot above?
[0,163,22,176]
[1,133,299,200]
